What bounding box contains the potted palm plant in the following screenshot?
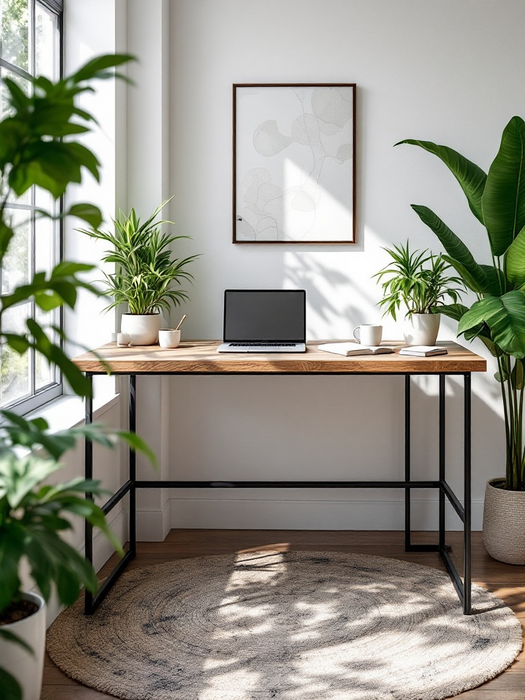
[373,240,464,345]
[397,115,525,563]
[0,54,155,700]
[80,204,199,345]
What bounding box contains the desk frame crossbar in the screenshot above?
[84,370,472,615]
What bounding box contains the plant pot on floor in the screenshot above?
[0,591,46,700]
[483,478,525,565]
[403,313,440,346]
[121,312,161,346]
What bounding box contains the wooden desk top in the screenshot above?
[73,340,487,374]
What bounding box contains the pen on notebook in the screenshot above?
[175,314,187,331]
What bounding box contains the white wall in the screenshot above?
[66,1,525,537]
[143,0,524,534]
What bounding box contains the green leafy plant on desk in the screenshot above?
[0,54,155,700]
[373,240,464,346]
[374,240,464,319]
[78,200,200,345]
[397,115,525,564]
[79,200,200,315]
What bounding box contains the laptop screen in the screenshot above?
[223,290,306,343]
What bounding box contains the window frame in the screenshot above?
[0,0,64,415]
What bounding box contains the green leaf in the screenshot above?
[3,77,30,113]
[52,260,95,277]
[70,53,135,84]
[0,522,26,609]
[411,205,499,294]
[3,334,30,354]
[0,667,22,700]
[436,303,469,322]
[505,224,525,288]
[67,203,103,229]
[0,629,33,655]
[25,318,93,397]
[396,139,487,223]
[64,142,101,181]
[9,158,64,198]
[511,358,525,390]
[458,291,525,357]
[116,431,158,469]
[0,454,61,508]
[482,116,525,256]
[0,219,15,263]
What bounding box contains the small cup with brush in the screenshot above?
[158,314,186,349]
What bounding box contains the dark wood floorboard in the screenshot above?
[42,530,525,699]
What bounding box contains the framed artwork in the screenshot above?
[233,83,356,244]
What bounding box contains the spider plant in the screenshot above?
[80,201,200,316]
[373,240,465,321]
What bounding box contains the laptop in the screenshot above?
[217,289,307,353]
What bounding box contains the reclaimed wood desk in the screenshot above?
[74,340,486,615]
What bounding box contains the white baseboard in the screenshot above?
[136,501,172,541]
[168,494,484,531]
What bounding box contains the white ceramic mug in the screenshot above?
[158,328,181,349]
[353,324,382,346]
[117,332,131,347]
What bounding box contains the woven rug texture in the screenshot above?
[46,550,522,700]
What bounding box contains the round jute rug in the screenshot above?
[46,551,522,700]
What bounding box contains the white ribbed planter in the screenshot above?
[403,313,440,346]
[483,478,525,565]
[0,591,46,700]
[121,313,161,345]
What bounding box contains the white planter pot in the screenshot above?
[121,313,161,345]
[483,478,525,565]
[0,591,46,700]
[403,313,440,346]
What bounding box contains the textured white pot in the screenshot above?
[0,591,46,700]
[121,313,161,345]
[403,313,440,346]
[483,478,525,565]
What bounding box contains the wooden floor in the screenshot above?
[42,530,525,699]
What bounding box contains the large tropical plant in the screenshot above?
[79,202,199,316]
[396,115,525,490]
[0,54,156,700]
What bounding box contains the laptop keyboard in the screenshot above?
[230,343,296,347]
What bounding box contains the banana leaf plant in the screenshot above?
[396,115,525,490]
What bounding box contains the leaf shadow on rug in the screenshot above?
[46,550,523,700]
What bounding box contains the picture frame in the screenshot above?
[233,83,356,244]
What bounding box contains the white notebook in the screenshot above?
[317,342,395,357]
[399,346,448,357]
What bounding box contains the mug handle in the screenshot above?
[352,326,360,342]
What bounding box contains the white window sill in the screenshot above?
[25,392,121,433]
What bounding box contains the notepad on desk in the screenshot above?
[317,342,395,357]
[399,346,448,356]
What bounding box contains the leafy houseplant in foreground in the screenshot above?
[397,115,525,563]
[79,202,200,345]
[0,54,156,700]
[373,240,464,344]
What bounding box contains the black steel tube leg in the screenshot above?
[84,374,94,615]
[129,375,137,559]
[464,373,472,614]
[439,374,446,551]
[404,375,411,550]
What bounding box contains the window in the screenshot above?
[0,0,63,412]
